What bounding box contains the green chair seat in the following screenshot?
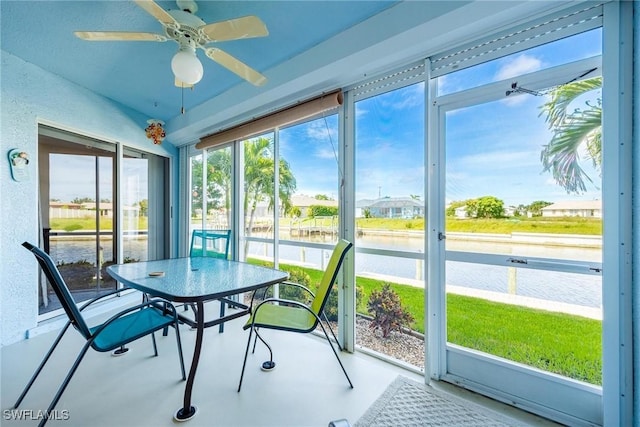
[245,302,316,333]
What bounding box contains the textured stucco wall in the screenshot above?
[0,50,178,346]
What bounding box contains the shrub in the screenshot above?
[367,283,414,338]
[324,284,364,322]
[263,268,312,303]
[307,205,338,217]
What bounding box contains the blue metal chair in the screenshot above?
[189,229,231,259]
[16,242,186,427]
[186,229,233,332]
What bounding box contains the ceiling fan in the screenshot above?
[74,0,268,87]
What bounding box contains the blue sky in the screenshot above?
[51,29,602,209]
[279,28,603,207]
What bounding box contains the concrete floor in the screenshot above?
[1,299,561,427]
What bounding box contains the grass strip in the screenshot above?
[256,259,602,385]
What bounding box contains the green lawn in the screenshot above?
[355,216,602,235]
[254,259,602,385]
[50,217,147,232]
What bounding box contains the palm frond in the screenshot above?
[540,105,602,193]
[539,77,602,129]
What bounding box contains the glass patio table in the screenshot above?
[107,257,288,421]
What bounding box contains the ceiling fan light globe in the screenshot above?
[171,50,204,85]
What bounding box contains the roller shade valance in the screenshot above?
[196,89,343,150]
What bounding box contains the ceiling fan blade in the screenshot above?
[204,47,267,86]
[133,0,178,27]
[199,16,268,42]
[175,78,194,88]
[74,31,167,42]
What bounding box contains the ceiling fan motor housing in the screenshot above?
[166,9,206,47]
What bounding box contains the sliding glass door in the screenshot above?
[38,127,169,317]
[431,33,604,424]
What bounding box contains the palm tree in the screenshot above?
[243,138,296,249]
[539,76,602,194]
[206,137,297,257]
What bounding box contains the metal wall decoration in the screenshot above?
[145,119,166,145]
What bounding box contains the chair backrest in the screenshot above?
[310,239,353,316]
[190,229,231,259]
[22,242,93,339]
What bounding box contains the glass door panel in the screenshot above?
[277,114,340,330]
[206,146,233,230]
[188,146,234,255]
[122,157,147,262]
[39,133,169,316]
[438,61,604,424]
[40,144,115,315]
[443,91,603,384]
[242,133,276,262]
[354,82,425,369]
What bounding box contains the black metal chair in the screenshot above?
[16,242,186,427]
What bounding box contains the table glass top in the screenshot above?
[107,257,288,302]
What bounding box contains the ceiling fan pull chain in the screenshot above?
[181,85,185,115]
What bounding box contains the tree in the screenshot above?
[289,206,302,218]
[465,196,504,218]
[308,205,338,217]
[207,138,297,257]
[242,138,296,247]
[540,77,602,194]
[190,155,225,219]
[446,200,467,217]
[527,200,552,217]
[71,197,94,204]
[314,194,330,200]
[138,199,148,217]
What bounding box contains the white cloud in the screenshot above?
[455,149,540,171]
[495,54,543,81]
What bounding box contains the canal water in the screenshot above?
[48,233,602,309]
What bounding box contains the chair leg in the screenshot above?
[172,321,187,380]
[322,312,343,351]
[254,329,275,371]
[218,301,226,333]
[251,327,260,354]
[151,331,159,356]
[14,321,71,408]
[318,322,354,389]
[254,330,273,362]
[237,327,254,392]
[38,342,92,427]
